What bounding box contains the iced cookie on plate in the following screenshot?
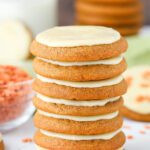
[0,133,4,150]
[120,66,150,122]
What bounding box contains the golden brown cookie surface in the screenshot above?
[30,37,128,62]
[76,13,143,26]
[76,0,142,17]
[120,106,150,122]
[34,112,123,135]
[33,96,123,116]
[79,0,138,4]
[0,141,4,150]
[33,58,127,81]
[34,130,125,150]
[32,79,127,100]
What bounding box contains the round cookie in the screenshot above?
[78,0,138,4]
[34,112,123,135]
[30,26,128,62]
[76,0,142,17]
[32,78,127,100]
[76,13,143,26]
[33,95,123,116]
[33,57,127,81]
[120,66,150,122]
[34,130,125,150]
[115,25,141,36]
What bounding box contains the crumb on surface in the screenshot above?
[127,135,133,139]
[22,138,33,143]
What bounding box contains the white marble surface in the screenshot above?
[2,118,150,150]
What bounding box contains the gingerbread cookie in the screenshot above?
[76,13,142,26]
[120,66,150,122]
[75,0,143,36]
[78,0,138,4]
[30,26,128,62]
[76,0,142,17]
[34,130,125,150]
[33,95,123,116]
[33,57,127,81]
[34,112,123,135]
[33,77,127,100]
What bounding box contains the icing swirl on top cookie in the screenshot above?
[36,26,121,47]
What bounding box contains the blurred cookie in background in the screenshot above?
[0,133,4,150]
[0,20,33,61]
[120,66,150,122]
[75,0,143,36]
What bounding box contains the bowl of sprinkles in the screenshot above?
[0,65,35,131]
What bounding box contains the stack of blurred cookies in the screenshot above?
[75,0,143,36]
[31,26,128,150]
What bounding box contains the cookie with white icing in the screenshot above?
[30,26,128,62]
[33,95,123,116]
[33,57,127,81]
[34,130,125,150]
[32,77,127,100]
[120,66,150,122]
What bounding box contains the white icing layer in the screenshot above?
[38,110,118,122]
[36,145,48,150]
[36,145,123,150]
[37,74,123,88]
[117,147,124,150]
[36,26,121,47]
[37,93,120,107]
[124,66,150,114]
[40,128,121,140]
[38,55,123,66]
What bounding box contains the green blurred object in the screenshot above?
[0,59,35,77]
[125,35,150,67]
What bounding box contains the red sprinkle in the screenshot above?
[142,71,150,80]
[22,138,32,143]
[125,76,133,87]
[139,131,146,134]
[127,135,133,139]
[136,96,150,102]
[144,125,150,129]
[140,84,150,88]
[123,125,131,129]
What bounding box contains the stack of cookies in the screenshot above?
[31,26,128,150]
[75,0,143,36]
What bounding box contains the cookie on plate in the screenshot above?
[120,66,150,122]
